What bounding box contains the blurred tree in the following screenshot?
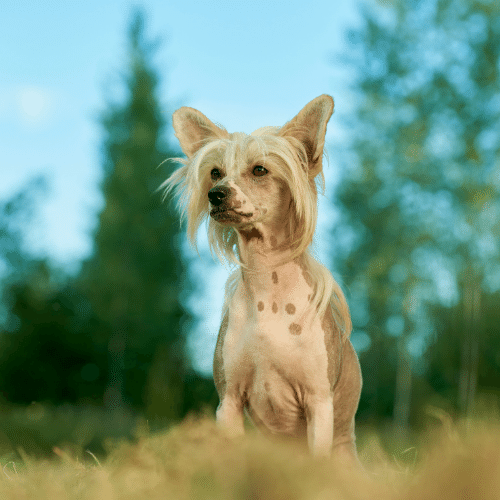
[333,0,500,432]
[0,262,110,405]
[79,10,204,420]
[425,291,500,416]
[0,178,109,406]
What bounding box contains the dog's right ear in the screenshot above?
[172,107,228,158]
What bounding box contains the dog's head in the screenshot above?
[162,95,334,263]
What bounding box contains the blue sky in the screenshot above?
[1,0,365,373]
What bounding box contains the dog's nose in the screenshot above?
[208,186,231,206]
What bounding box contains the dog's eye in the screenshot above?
[252,165,268,177]
[210,168,223,181]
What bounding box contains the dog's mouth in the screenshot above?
[210,207,253,222]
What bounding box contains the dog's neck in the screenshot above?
[236,223,306,299]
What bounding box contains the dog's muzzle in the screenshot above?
[208,185,253,221]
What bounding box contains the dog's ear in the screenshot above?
[279,95,334,175]
[172,107,228,158]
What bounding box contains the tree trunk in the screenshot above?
[394,336,412,442]
[458,278,480,416]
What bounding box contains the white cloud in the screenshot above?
[17,86,53,126]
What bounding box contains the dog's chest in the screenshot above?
[221,297,333,436]
[225,313,316,374]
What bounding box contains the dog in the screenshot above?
[162,95,362,461]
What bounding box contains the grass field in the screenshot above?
[0,412,499,500]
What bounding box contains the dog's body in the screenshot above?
[163,95,362,460]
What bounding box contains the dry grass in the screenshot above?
[0,415,499,500]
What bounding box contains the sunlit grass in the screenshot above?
[0,412,499,499]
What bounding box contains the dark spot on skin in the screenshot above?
[272,272,278,284]
[285,303,296,315]
[257,301,264,312]
[307,294,311,302]
[272,302,278,313]
[240,227,263,242]
[265,382,270,392]
[289,323,302,335]
[270,235,277,248]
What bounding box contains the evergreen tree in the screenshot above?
[80,11,192,420]
[333,0,500,431]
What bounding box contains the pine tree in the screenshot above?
[80,11,190,420]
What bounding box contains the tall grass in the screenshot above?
[0,413,499,499]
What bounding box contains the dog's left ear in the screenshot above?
[279,95,334,176]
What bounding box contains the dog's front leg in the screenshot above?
[306,396,334,457]
[216,396,245,437]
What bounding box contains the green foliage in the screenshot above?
[425,291,500,411]
[0,177,111,409]
[0,402,139,459]
[334,0,500,427]
[0,262,109,405]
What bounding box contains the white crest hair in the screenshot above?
[161,123,351,338]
